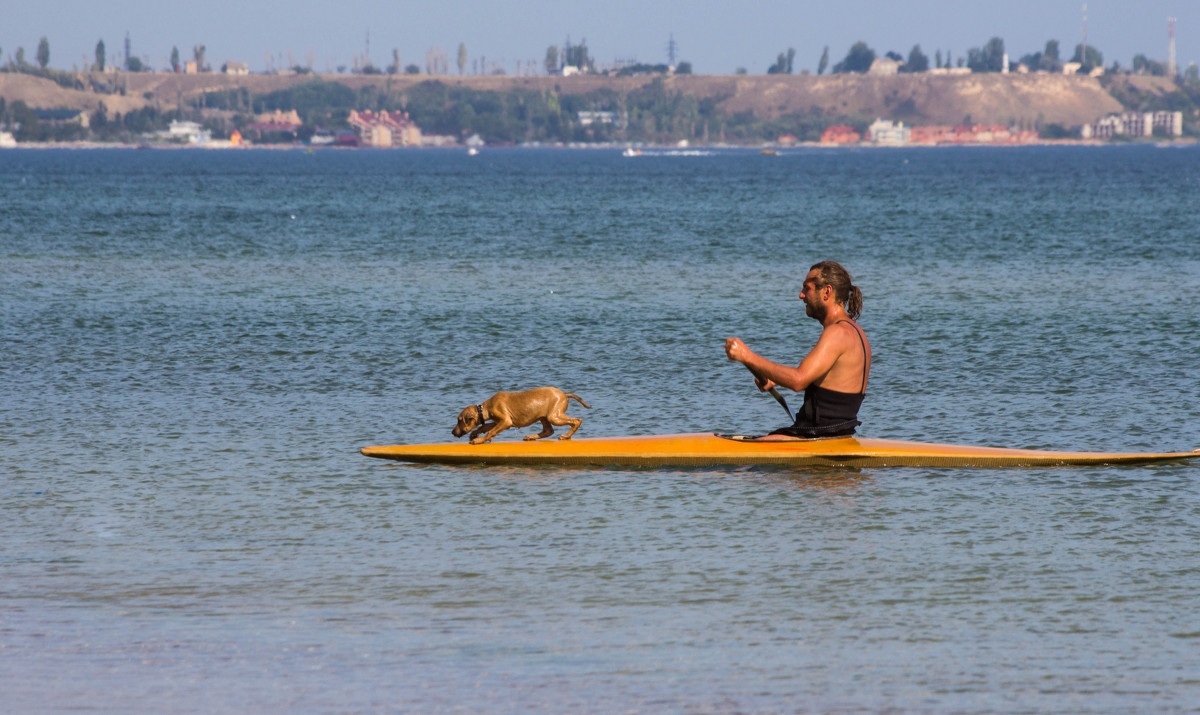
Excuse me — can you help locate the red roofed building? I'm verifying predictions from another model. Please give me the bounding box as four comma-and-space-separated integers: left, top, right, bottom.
911, 124, 1038, 145
347, 110, 423, 148
821, 125, 861, 144
244, 109, 304, 140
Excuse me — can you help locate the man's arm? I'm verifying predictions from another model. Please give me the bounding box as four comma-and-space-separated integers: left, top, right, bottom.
725, 329, 847, 392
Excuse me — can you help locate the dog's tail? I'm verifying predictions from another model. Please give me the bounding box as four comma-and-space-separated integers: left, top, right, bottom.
565, 393, 591, 409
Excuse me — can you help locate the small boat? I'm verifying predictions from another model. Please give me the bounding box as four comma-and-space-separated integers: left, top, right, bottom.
622, 147, 641, 157
760, 149, 778, 155
361, 432, 1199, 469
309, 130, 336, 146
468, 147, 479, 156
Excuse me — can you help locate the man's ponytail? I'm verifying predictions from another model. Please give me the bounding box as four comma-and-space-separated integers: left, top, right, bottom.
847, 284, 863, 320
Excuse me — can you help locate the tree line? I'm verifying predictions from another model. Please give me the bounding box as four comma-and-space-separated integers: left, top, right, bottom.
765, 37, 1196, 77
5, 33, 1194, 81
2, 35, 687, 79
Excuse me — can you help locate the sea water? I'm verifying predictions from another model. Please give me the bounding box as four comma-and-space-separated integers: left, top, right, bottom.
2, 145, 1199, 712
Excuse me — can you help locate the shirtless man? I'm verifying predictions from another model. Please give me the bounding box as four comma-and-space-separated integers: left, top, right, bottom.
725, 260, 871, 437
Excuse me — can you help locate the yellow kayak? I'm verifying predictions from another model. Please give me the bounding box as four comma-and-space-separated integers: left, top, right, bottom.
360, 433, 1199, 468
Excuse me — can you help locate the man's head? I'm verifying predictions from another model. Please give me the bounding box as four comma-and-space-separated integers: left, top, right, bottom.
801, 261, 862, 321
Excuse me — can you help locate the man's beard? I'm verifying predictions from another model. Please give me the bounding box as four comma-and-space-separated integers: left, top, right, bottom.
805, 297, 827, 321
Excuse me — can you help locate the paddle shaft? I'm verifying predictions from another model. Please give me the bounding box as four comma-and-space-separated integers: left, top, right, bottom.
767, 386, 794, 422
743, 363, 794, 422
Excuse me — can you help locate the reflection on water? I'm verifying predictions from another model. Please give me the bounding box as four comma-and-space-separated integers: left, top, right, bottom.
436, 462, 874, 494
774, 468, 873, 493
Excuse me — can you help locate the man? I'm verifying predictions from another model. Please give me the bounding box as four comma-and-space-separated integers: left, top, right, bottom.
725, 260, 870, 437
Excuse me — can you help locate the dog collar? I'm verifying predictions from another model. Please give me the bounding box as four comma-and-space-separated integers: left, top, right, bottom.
475, 404, 485, 422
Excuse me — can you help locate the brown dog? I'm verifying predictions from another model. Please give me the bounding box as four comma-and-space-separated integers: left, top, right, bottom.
452, 387, 590, 444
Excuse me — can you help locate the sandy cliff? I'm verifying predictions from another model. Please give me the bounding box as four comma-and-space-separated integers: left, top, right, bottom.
677, 73, 1124, 126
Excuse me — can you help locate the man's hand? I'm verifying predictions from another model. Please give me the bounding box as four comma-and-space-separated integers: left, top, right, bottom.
753, 375, 776, 393
724, 337, 748, 363
727, 338, 774, 392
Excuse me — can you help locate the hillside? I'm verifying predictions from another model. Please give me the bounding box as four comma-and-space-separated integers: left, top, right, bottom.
0, 69, 1161, 136
690, 73, 1123, 126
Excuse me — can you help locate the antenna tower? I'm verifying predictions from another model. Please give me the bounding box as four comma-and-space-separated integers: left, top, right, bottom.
667, 33, 678, 67
1168, 17, 1178, 76
1081, 4, 1088, 67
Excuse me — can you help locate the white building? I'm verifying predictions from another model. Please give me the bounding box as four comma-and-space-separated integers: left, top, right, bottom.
164, 120, 211, 144
1082, 111, 1183, 139
868, 118, 910, 144
1153, 110, 1184, 136
578, 111, 622, 127
868, 58, 901, 76
1082, 113, 1145, 139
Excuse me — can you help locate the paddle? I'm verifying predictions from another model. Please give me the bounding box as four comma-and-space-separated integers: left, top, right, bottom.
744, 363, 794, 422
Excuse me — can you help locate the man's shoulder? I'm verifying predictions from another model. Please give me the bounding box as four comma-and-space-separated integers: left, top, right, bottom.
822, 319, 866, 345
822, 319, 861, 335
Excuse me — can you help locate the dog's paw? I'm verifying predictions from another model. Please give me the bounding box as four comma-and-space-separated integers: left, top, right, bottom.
469, 437, 490, 445
523, 434, 539, 441
557, 435, 572, 440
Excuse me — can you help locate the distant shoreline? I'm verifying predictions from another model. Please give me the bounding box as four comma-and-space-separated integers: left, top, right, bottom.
2, 138, 1195, 151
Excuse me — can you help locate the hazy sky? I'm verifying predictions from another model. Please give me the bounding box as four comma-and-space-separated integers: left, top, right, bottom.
4, 1, 1196, 75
